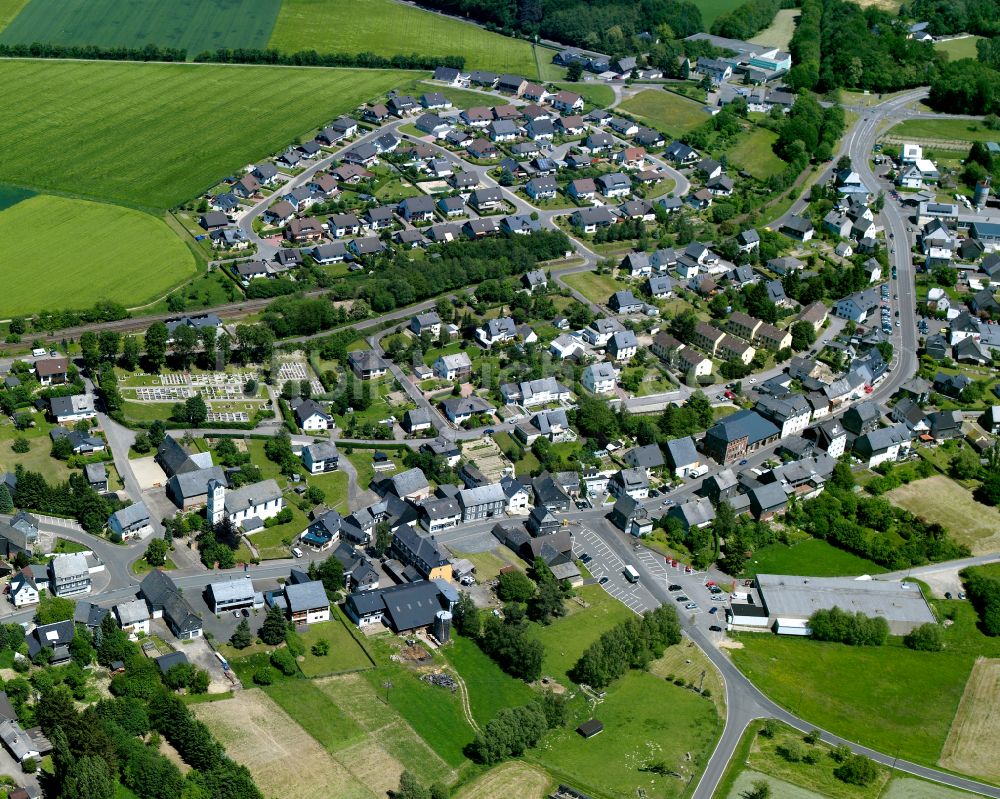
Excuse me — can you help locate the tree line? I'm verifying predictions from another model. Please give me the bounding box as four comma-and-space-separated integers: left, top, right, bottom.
961, 565, 1000, 635
903, 0, 1000, 36
193, 48, 465, 71
569, 605, 681, 689
808, 606, 889, 645
0, 42, 186, 61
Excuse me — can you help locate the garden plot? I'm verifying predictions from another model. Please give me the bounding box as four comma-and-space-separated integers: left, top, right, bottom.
460, 438, 513, 483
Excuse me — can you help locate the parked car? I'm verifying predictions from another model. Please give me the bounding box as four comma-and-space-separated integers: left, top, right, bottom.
709, 625, 723, 632
675, 595, 689, 602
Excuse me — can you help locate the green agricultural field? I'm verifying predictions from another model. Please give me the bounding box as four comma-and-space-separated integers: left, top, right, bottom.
0, 194, 195, 315
0, 0, 28, 32
269, 0, 538, 75
690, 0, 745, 28
726, 127, 787, 179
618, 89, 708, 139
730, 598, 1000, 767
0, 0, 282, 54
0, 184, 33, 211
935, 36, 984, 61
444, 635, 536, 726
0, 59, 409, 208
745, 538, 886, 578
530, 671, 721, 797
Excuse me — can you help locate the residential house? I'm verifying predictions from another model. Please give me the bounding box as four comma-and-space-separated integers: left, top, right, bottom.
34, 357, 68, 386
47, 553, 90, 597
581, 362, 618, 394
108, 502, 152, 542
440, 396, 495, 424
853, 423, 912, 467
393, 524, 452, 581
347, 350, 389, 380
434, 352, 473, 381
781, 215, 815, 242
665, 437, 701, 478
301, 441, 339, 475
703, 409, 781, 464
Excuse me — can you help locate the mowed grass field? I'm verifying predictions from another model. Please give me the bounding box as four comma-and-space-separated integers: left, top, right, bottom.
0, 194, 195, 315
744, 538, 886, 578
618, 89, 707, 138
0, 59, 409, 208
730, 597, 1000, 769
935, 36, 984, 61
749, 8, 800, 50
0, 0, 281, 54
454, 762, 552, 799
268, 0, 538, 75
0, 0, 28, 31
939, 657, 1000, 781
887, 118, 999, 146
887, 475, 1000, 554
726, 127, 786, 179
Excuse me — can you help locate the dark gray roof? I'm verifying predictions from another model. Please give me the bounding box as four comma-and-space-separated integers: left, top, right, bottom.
285, 580, 329, 612
706, 410, 780, 445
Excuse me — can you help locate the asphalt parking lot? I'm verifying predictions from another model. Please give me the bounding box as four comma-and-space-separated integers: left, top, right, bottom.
573, 525, 659, 614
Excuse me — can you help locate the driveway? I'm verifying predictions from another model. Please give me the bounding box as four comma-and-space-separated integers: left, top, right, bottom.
181, 634, 242, 692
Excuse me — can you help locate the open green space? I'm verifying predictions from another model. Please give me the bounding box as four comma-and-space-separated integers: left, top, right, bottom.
527, 584, 635, 682
0, 412, 76, 483
0, 0, 28, 31
0, 194, 196, 315
887, 117, 999, 146
247, 502, 309, 559
935, 36, 984, 61
744, 538, 886, 578
268, 0, 538, 75
295, 616, 373, 677
346, 447, 408, 493
729, 597, 1000, 767
264, 678, 366, 751
360, 636, 475, 768
0, 0, 282, 54
306, 469, 349, 514
726, 127, 787, 180
562, 270, 630, 306
619, 89, 708, 139
444, 635, 536, 726
0, 59, 409, 208
529, 670, 720, 797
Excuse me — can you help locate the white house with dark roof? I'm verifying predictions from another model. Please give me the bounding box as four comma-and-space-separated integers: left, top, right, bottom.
302, 441, 339, 474
108, 502, 152, 542
207, 479, 284, 528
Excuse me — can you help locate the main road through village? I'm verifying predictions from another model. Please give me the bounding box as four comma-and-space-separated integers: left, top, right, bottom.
12, 88, 1000, 797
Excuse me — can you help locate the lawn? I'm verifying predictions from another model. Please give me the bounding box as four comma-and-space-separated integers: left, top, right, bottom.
443, 635, 536, 726
296, 614, 374, 678
749, 8, 800, 50
0, 0, 282, 54
744, 538, 886, 578
527, 584, 635, 682
307, 469, 349, 514
0, 194, 195, 315
529, 671, 721, 797
0, 59, 409, 208
887, 475, 1000, 555
449, 547, 522, 582
247, 503, 310, 559
268, 0, 538, 75
346, 447, 408, 494
729, 598, 1000, 768
935, 36, 984, 61
887, 118, 999, 146
726, 127, 786, 180
0, 413, 75, 483
562, 270, 629, 305
618, 89, 708, 139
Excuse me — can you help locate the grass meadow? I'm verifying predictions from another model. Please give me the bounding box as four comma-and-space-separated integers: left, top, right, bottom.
443, 635, 536, 727
618, 89, 708, 139
0, 0, 282, 53
0, 194, 195, 315
888, 117, 999, 146
935, 35, 984, 61
887, 475, 1000, 554
0, 59, 409, 208
0, 0, 27, 31
744, 538, 886, 578
726, 127, 787, 179
730, 597, 1000, 768
749, 8, 800, 50
690, 0, 746, 28
268, 0, 538, 75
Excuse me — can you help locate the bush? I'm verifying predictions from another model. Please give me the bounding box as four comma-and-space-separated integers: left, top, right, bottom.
834, 754, 879, 786
253, 667, 274, 686
903, 622, 944, 651
11, 438, 28, 454
270, 647, 298, 676
311, 640, 330, 657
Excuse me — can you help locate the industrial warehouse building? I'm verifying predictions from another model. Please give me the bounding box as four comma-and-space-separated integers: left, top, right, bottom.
728, 573, 935, 636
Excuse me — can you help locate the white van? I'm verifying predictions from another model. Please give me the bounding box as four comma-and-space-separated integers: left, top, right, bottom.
291, 547, 303, 558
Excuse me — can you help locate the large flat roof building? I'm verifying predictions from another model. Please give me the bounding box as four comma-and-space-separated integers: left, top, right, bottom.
748, 573, 935, 635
